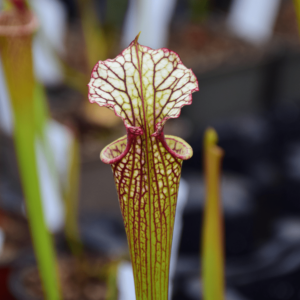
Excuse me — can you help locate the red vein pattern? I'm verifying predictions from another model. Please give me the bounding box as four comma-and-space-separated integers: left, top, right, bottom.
88, 35, 198, 300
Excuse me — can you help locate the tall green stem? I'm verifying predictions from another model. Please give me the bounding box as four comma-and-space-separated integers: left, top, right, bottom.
202, 128, 224, 300
0, 9, 61, 300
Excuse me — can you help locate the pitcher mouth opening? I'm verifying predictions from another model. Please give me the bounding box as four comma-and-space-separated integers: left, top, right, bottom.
100, 134, 193, 165
162, 135, 193, 160
100, 135, 129, 164
0, 10, 39, 37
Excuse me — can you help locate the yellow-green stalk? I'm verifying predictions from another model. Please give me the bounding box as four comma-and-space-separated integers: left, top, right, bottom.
0, 8, 61, 300
78, 0, 108, 70
64, 135, 83, 257
63, 0, 108, 94
105, 261, 119, 300
294, 0, 300, 34
202, 128, 225, 300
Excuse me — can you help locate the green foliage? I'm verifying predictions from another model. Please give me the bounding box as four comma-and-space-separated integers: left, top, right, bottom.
202, 128, 225, 300
188, 0, 210, 22
294, 0, 300, 34
64, 137, 83, 257
0, 7, 61, 300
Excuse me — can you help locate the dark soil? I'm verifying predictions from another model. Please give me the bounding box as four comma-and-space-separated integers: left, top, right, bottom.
22, 255, 116, 300
0, 212, 30, 265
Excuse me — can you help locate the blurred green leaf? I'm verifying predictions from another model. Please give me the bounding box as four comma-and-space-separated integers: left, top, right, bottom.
202, 127, 225, 300
64, 136, 83, 257
188, 0, 210, 22
0, 8, 61, 300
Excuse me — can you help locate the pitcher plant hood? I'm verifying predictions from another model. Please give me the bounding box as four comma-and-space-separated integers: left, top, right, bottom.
88, 34, 198, 163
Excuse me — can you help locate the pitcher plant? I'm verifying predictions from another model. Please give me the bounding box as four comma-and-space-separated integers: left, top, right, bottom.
88, 34, 199, 300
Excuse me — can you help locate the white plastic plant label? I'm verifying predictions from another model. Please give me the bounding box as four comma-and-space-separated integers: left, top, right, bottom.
0, 56, 13, 135
21, 120, 73, 233
117, 262, 136, 300
227, 0, 281, 45
35, 134, 65, 233
122, 0, 177, 49
0, 228, 5, 254
30, 0, 66, 86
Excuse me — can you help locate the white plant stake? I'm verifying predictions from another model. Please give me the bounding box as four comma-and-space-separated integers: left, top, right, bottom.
122, 0, 177, 49
0, 56, 13, 135
30, 0, 66, 86
227, 0, 281, 45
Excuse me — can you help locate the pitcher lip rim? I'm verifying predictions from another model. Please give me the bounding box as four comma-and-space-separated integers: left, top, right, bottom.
0, 10, 39, 37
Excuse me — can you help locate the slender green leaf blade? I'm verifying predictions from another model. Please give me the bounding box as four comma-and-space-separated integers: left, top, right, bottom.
0, 9, 61, 300
294, 0, 300, 34
202, 128, 225, 300
64, 135, 83, 257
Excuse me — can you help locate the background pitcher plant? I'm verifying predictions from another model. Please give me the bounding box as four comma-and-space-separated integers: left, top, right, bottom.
88, 34, 199, 300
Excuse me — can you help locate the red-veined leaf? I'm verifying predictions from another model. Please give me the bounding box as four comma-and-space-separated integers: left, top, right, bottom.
88, 34, 198, 300
88, 34, 198, 137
